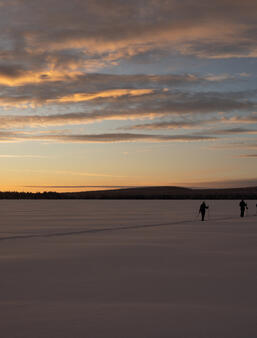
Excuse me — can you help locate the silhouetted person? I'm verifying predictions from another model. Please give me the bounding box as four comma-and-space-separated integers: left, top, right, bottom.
239, 200, 248, 217
199, 201, 209, 221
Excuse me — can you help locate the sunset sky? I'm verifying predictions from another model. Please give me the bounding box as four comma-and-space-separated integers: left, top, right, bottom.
0, 0, 256, 191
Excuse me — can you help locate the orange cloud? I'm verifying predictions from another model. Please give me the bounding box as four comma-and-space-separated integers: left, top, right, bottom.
0, 69, 82, 87
56, 89, 154, 103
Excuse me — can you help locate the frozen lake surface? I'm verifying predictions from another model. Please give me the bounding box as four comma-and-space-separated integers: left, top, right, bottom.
0, 200, 257, 337
1, 199, 256, 238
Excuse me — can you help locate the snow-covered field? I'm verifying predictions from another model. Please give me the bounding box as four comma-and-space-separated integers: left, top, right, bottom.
0, 200, 257, 338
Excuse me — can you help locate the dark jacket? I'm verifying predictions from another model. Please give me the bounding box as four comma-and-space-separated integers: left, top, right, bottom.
199, 202, 208, 213
239, 200, 248, 210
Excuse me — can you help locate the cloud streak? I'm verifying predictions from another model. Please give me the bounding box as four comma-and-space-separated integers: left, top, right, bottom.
0, 154, 46, 158
0, 131, 216, 143
122, 118, 219, 130
0, 72, 225, 106
0, 89, 256, 129
239, 154, 257, 158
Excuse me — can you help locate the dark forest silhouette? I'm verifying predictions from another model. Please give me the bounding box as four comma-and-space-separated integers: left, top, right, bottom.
0, 186, 256, 199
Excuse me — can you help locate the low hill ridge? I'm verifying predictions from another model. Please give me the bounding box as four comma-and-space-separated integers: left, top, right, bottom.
0, 186, 256, 199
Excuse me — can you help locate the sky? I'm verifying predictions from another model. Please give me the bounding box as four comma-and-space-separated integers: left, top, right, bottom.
0, 0, 257, 192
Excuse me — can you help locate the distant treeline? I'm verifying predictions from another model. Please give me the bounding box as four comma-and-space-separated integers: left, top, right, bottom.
0, 191, 61, 199
0, 186, 257, 199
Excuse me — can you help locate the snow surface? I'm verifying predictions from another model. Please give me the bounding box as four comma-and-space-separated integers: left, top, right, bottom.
0, 200, 257, 338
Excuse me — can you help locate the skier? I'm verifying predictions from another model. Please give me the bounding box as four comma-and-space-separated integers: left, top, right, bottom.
199, 201, 209, 221
239, 200, 248, 217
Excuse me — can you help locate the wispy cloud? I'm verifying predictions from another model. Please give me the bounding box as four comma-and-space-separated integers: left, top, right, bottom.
0, 130, 216, 143
210, 139, 257, 150
239, 154, 257, 158
0, 154, 46, 158
10, 168, 128, 178
0, 72, 227, 107
122, 118, 219, 130
0, 89, 256, 129
54, 89, 154, 103
195, 127, 257, 136
222, 114, 257, 124
24, 185, 135, 189
185, 178, 257, 188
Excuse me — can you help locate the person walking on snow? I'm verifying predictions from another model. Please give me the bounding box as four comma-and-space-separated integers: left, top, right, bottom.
239, 199, 248, 217
199, 201, 209, 221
